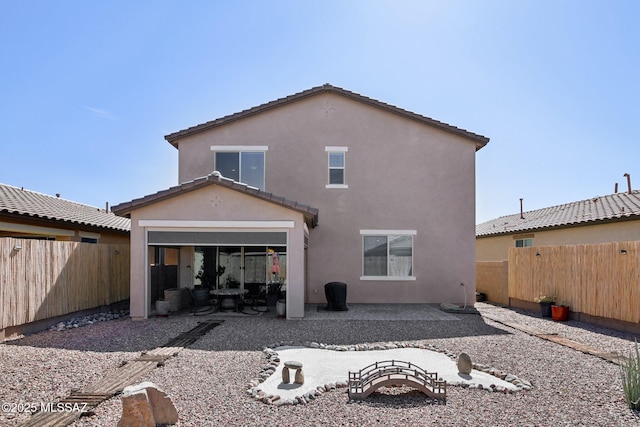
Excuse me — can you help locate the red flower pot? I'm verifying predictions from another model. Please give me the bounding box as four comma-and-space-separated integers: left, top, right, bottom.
551, 305, 569, 321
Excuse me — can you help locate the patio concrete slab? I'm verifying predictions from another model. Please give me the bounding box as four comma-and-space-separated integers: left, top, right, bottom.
303, 304, 461, 321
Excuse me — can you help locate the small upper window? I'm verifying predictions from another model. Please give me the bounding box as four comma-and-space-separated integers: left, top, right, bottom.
325, 146, 348, 188
79, 232, 100, 244
515, 238, 533, 247
329, 152, 344, 184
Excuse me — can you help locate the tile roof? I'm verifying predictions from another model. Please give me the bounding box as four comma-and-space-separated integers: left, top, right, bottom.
111, 172, 319, 228
164, 83, 490, 150
0, 183, 131, 232
476, 190, 640, 237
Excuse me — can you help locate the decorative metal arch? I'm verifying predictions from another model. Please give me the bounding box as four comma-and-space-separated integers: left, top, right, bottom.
348, 360, 447, 400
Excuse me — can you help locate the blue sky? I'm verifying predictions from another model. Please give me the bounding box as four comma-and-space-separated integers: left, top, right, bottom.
2, 0, 638, 223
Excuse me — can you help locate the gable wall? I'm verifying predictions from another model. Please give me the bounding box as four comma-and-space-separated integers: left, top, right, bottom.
127, 185, 307, 318
174, 93, 480, 304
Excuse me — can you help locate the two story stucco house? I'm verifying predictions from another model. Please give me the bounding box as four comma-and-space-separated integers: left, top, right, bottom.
112, 84, 489, 319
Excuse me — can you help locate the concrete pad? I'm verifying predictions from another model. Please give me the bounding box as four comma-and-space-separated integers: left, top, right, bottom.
303, 304, 461, 321
257, 346, 518, 400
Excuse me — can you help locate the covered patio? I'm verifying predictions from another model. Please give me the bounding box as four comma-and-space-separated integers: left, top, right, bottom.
112, 172, 318, 320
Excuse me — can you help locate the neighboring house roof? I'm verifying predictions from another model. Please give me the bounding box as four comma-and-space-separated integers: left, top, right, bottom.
111, 172, 319, 228
0, 183, 131, 232
164, 83, 490, 150
476, 190, 640, 237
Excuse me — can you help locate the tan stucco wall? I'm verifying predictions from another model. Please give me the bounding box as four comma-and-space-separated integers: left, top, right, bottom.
0, 217, 129, 244
127, 185, 307, 319
476, 219, 640, 262
174, 93, 480, 305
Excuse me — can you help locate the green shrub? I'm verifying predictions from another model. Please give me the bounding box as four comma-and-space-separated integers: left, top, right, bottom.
620, 339, 640, 410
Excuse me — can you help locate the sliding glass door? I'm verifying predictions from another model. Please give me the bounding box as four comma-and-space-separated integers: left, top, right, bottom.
194, 246, 287, 290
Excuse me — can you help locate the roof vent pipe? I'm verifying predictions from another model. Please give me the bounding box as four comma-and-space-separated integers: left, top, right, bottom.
519, 198, 524, 219
624, 173, 632, 194
615, 182, 619, 193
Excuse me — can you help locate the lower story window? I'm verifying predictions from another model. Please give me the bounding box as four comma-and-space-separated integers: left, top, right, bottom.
361, 230, 415, 280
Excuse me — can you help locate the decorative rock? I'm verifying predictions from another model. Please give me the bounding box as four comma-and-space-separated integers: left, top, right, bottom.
457, 352, 473, 375
50, 310, 128, 332
283, 360, 303, 384
118, 382, 178, 427
269, 395, 281, 404
284, 360, 302, 370
118, 390, 155, 427
504, 374, 518, 382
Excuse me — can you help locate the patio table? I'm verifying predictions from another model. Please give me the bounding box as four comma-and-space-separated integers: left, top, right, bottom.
211, 288, 249, 312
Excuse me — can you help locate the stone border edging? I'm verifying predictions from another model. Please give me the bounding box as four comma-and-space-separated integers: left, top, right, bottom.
247, 341, 532, 406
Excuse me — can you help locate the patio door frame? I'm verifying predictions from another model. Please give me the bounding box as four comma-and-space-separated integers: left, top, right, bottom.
140, 220, 293, 318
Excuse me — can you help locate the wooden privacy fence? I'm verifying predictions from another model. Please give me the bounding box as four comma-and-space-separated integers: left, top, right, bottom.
508, 241, 639, 324
0, 238, 130, 330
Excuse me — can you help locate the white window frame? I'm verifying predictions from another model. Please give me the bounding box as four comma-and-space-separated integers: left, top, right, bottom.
211, 146, 268, 190
325, 146, 348, 188
360, 229, 416, 281
515, 238, 533, 247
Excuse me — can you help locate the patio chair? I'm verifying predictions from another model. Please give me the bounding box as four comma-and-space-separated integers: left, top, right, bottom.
243, 282, 269, 313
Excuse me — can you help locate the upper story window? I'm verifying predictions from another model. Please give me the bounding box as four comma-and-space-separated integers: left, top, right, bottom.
325, 146, 348, 188
360, 230, 416, 280
211, 146, 268, 190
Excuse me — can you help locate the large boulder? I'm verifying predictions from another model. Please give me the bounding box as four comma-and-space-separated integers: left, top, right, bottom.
118, 382, 178, 427
457, 352, 473, 375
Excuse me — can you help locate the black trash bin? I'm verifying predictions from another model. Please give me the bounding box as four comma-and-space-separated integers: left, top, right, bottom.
324, 282, 348, 311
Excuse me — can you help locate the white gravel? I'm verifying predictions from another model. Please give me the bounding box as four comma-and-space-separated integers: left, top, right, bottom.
1, 303, 639, 426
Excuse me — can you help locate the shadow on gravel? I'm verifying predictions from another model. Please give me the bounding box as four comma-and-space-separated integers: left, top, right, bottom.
484, 303, 640, 344
3, 315, 204, 353
4, 307, 511, 354
346, 388, 446, 408
187, 313, 512, 352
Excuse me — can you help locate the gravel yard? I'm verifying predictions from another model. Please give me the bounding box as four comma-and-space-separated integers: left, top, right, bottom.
1, 303, 639, 426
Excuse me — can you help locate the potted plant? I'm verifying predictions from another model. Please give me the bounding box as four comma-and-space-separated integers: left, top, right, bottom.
534, 294, 556, 318
275, 282, 287, 317
193, 264, 215, 306
266, 281, 284, 307
551, 302, 570, 321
